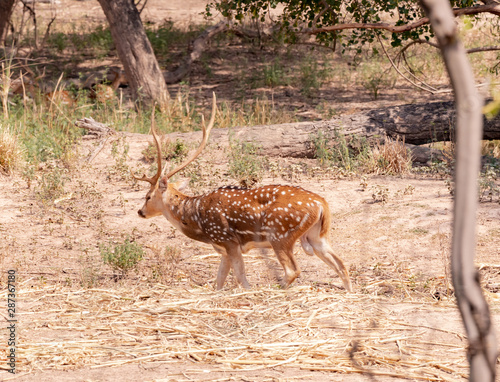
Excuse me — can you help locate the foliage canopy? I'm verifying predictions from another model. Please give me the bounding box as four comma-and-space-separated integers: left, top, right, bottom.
207, 0, 483, 49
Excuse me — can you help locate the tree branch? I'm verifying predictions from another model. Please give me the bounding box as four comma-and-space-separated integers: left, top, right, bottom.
305, 3, 500, 35
164, 21, 229, 84
377, 34, 442, 94
401, 38, 500, 54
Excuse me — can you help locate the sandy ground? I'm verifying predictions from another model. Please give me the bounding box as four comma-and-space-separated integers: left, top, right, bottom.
1, 1, 500, 381
0, 130, 499, 381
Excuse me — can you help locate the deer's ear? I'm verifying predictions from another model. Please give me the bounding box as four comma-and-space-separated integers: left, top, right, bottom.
171, 178, 189, 192
158, 176, 168, 192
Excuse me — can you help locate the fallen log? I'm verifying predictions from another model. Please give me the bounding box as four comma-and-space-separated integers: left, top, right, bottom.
80, 100, 498, 164
160, 100, 499, 162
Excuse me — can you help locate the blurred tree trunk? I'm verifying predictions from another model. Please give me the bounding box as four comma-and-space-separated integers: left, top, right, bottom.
0, 0, 16, 45
97, 0, 169, 107
419, 0, 497, 381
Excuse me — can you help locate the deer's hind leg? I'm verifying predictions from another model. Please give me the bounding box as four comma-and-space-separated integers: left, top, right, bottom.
271, 241, 301, 288
301, 224, 353, 292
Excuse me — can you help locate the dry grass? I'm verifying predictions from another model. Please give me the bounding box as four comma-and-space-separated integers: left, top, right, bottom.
372, 136, 413, 175
0, 124, 25, 174
8, 276, 470, 381
482, 140, 500, 158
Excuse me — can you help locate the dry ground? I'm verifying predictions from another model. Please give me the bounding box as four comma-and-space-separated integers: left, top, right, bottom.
1, 131, 500, 381
1, 1, 500, 381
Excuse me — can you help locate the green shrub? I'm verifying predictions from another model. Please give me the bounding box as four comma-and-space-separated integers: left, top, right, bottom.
35, 168, 68, 204
141, 138, 187, 164
100, 236, 144, 277
228, 139, 267, 187
312, 130, 371, 172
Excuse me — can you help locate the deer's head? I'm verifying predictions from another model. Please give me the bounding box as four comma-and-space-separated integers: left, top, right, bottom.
132, 94, 216, 219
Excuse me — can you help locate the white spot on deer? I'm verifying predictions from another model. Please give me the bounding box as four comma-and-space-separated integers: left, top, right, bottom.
297, 201, 302, 205
299, 213, 310, 228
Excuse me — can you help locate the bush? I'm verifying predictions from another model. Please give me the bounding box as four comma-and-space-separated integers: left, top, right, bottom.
228, 139, 266, 188
0, 125, 25, 174
141, 138, 187, 164
312, 130, 371, 172
372, 136, 413, 175
100, 236, 144, 278
35, 168, 68, 204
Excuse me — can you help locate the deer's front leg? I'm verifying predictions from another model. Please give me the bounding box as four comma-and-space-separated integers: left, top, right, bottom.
215, 252, 231, 290
213, 243, 250, 289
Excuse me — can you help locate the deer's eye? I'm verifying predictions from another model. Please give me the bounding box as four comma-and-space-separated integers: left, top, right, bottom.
146, 196, 151, 201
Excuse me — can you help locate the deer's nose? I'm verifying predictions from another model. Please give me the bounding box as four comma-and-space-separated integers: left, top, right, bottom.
138, 210, 145, 218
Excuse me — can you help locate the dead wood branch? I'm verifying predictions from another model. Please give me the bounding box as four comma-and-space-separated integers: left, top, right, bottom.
75, 117, 116, 138
75, 117, 117, 163
164, 21, 229, 84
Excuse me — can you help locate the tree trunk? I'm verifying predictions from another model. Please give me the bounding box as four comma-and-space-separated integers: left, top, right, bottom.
420, 0, 497, 381
0, 0, 16, 45
97, 0, 169, 107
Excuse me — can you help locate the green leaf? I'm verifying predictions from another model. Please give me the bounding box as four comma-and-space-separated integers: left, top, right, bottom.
483, 99, 500, 120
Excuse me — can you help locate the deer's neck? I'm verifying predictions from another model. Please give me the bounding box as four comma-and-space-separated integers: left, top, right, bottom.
163, 190, 209, 242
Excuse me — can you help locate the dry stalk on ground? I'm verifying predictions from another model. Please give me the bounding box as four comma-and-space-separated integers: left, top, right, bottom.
372, 136, 413, 174
8, 280, 470, 381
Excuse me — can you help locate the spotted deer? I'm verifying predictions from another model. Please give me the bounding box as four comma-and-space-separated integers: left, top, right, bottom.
132, 94, 352, 292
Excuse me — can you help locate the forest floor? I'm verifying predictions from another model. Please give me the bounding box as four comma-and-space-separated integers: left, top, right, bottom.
1, 1, 500, 381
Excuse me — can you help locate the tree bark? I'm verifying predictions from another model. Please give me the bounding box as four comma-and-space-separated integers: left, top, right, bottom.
420, 0, 497, 381
97, 0, 169, 107
0, 0, 16, 45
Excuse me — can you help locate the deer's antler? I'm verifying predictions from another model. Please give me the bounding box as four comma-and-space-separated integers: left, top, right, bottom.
131, 107, 163, 185
164, 92, 216, 179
